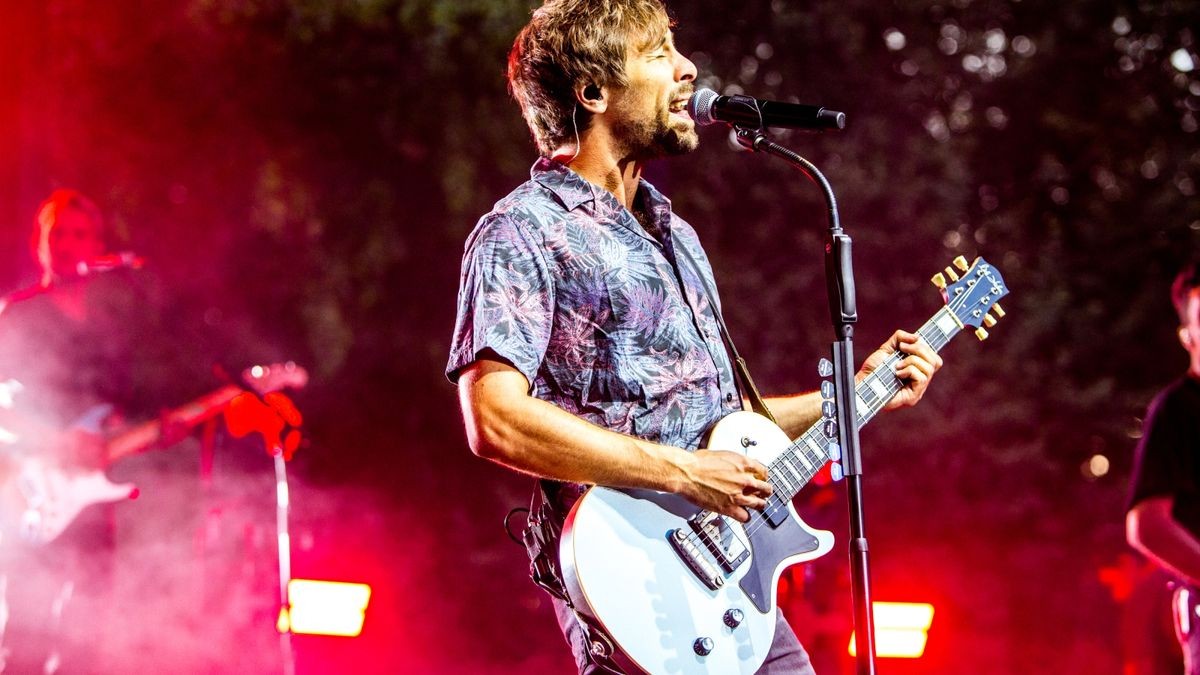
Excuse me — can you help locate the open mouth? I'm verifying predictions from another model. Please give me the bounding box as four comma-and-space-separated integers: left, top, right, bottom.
668, 98, 689, 115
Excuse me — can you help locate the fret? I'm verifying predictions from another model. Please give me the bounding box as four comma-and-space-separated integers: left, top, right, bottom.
803, 435, 824, 461
771, 460, 796, 493
867, 377, 890, 401
791, 445, 813, 472
781, 456, 805, 485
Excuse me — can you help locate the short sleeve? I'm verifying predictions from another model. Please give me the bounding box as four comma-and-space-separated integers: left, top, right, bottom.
446, 213, 555, 388
1128, 388, 1195, 510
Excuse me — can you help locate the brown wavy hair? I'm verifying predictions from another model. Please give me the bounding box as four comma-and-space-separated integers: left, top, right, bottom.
507, 0, 672, 156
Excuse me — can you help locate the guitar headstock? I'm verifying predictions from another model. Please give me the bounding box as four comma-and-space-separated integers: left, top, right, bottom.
241, 362, 309, 395
932, 256, 1009, 340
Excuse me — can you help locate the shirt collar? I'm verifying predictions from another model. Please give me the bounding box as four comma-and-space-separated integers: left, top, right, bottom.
530, 157, 676, 241
531, 157, 598, 212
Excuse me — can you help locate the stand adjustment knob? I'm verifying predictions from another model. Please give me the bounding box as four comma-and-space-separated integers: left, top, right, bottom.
693, 637, 714, 656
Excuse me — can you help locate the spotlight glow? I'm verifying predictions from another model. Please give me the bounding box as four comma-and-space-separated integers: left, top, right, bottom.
280, 579, 372, 637
848, 602, 935, 658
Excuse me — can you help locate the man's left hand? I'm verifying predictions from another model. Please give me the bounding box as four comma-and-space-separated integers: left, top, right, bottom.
858, 330, 943, 411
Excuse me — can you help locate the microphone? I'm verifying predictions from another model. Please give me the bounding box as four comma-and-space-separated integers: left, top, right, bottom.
76, 251, 145, 276
688, 88, 846, 131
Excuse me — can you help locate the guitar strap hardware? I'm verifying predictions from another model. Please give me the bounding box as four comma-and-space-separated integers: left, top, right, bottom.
521, 481, 627, 674
522, 480, 570, 604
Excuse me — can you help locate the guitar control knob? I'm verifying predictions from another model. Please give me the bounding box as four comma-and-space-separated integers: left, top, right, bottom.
723, 609, 745, 628
693, 637, 714, 656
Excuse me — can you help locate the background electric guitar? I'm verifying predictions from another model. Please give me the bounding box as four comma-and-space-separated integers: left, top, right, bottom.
0, 361, 307, 546
558, 257, 1009, 674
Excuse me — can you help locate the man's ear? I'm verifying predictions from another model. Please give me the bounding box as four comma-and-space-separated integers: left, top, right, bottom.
576, 82, 607, 114
1180, 326, 1192, 348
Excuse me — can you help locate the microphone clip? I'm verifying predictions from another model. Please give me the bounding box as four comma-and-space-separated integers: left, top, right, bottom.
723, 94, 767, 133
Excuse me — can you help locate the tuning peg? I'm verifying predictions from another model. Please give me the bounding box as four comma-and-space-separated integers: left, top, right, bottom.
992, 303, 1006, 318
953, 255, 969, 271
975, 327, 989, 341
931, 272, 947, 289
984, 314, 997, 328
944, 266, 960, 282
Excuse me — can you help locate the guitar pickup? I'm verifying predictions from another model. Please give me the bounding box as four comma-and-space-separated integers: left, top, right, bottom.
666, 512, 753, 590
688, 511, 750, 573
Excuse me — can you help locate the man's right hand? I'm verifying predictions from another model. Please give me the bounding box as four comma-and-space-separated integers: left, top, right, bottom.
676, 449, 773, 523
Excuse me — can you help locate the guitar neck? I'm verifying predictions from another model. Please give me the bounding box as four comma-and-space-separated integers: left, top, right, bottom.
104, 384, 245, 464
767, 306, 964, 502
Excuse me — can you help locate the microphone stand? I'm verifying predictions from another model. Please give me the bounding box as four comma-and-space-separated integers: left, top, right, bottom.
732, 126, 877, 675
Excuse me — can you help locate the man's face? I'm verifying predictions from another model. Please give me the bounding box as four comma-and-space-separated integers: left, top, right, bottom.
606, 29, 699, 160
1181, 289, 1200, 373
41, 207, 104, 279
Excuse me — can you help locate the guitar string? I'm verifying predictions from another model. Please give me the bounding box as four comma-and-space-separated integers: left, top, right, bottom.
689, 271, 993, 549
738, 291, 969, 537
676, 270, 996, 558
694, 318, 942, 544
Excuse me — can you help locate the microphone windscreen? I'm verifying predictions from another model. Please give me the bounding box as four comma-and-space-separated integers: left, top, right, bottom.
688, 88, 720, 126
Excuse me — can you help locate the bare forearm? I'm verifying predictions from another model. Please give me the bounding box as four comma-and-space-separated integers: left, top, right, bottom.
459, 366, 692, 493
763, 392, 822, 438
459, 359, 780, 521
1128, 499, 1200, 585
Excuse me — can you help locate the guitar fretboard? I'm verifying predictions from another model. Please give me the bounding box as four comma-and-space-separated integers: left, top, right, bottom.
765, 306, 963, 501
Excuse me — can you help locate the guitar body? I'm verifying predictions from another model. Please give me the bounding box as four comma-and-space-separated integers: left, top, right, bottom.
6, 457, 137, 545
560, 411, 834, 675
0, 362, 307, 546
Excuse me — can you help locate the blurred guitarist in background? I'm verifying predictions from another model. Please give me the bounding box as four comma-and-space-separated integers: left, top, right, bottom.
1128, 260, 1200, 675
447, 1, 943, 672
0, 188, 192, 673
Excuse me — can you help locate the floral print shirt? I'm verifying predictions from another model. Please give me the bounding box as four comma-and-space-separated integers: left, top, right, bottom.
448, 158, 741, 459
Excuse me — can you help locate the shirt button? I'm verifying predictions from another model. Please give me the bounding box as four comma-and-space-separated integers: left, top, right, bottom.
726, 393, 734, 403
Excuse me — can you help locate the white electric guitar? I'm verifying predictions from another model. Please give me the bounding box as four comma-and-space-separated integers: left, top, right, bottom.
558, 257, 1008, 674
0, 362, 307, 546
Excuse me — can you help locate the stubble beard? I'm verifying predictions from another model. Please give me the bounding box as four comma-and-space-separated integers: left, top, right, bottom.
617, 108, 699, 161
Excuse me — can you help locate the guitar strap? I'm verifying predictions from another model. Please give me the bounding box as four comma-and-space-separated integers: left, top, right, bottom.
705, 297, 777, 424
673, 243, 777, 424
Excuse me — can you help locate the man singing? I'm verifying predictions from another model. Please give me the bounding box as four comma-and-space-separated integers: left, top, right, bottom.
448, 1, 943, 672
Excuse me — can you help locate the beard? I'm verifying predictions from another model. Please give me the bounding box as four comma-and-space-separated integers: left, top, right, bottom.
615, 106, 699, 161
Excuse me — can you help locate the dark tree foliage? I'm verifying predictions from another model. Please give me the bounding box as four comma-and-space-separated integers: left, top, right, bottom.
1, 0, 1198, 672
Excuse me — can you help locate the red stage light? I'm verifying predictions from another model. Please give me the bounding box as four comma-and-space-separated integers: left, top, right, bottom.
278, 579, 372, 637
848, 601, 935, 658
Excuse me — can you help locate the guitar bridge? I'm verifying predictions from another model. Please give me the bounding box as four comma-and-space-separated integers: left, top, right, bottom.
667, 512, 751, 590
